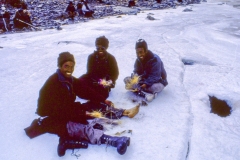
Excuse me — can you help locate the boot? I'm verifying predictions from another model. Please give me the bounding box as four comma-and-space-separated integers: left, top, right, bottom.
57, 137, 88, 157
101, 134, 130, 155
145, 92, 155, 102
135, 90, 155, 102
24, 118, 47, 139
123, 104, 140, 118
135, 90, 145, 98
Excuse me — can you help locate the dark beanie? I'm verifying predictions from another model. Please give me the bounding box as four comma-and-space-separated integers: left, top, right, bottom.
135, 39, 148, 52
57, 52, 75, 67
95, 36, 109, 48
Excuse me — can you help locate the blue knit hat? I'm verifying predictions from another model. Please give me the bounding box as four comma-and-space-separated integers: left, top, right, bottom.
135, 39, 148, 52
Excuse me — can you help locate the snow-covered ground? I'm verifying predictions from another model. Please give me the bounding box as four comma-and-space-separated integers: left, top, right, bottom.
1, 0, 240, 160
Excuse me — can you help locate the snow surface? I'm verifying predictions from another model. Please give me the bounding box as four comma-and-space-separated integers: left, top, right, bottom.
1, 0, 240, 160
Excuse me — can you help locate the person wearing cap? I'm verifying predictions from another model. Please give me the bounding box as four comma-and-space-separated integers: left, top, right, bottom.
77, 0, 94, 17
13, 8, 32, 29
124, 39, 168, 103
79, 36, 119, 101
0, 10, 11, 31
24, 52, 140, 156
65, 1, 77, 20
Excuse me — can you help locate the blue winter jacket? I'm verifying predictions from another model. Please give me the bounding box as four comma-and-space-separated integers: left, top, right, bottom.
133, 50, 168, 87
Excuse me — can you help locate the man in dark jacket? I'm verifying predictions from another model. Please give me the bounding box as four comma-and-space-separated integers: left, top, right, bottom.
79, 36, 119, 100
65, 1, 77, 20
25, 52, 139, 157
13, 9, 32, 29
124, 39, 168, 102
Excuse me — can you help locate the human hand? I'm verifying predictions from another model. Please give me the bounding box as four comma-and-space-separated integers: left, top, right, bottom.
140, 84, 147, 89
98, 79, 113, 88
104, 100, 114, 107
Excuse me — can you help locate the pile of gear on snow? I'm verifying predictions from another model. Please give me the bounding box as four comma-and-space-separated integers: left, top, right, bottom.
0, 0, 203, 33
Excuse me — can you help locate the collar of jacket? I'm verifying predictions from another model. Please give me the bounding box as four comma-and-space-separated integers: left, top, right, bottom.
56, 69, 73, 84
94, 50, 109, 60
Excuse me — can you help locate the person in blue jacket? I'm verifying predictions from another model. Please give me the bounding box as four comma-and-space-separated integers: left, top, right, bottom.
124, 39, 168, 102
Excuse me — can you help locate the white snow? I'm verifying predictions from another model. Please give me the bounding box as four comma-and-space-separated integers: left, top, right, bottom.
1, 0, 240, 160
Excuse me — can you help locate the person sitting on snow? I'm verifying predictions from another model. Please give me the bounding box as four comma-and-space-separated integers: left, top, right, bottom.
0, 10, 11, 31
124, 39, 168, 103
77, 0, 94, 18
65, 1, 77, 20
79, 36, 119, 101
13, 9, 32, 29
24, 52, 139, 157
128, 0, 135, 7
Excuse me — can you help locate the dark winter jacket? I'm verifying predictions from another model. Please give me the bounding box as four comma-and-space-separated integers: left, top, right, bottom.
134, 50, 168, 87
13, 10, 31, 29
25, 69, 108, 139
65, 5, 76, 12
37, 69, 89, 124
84, 51, 119, 86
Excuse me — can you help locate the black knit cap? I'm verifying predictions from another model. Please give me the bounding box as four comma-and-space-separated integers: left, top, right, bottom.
57, 52, 75, 67
135, 39, 148, 52
95, 36, 109, 48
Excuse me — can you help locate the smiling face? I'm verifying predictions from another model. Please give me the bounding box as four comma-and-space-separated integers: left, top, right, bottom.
96, 45, 107, 57
136, 48, 147, 61
59, 61, 75, 78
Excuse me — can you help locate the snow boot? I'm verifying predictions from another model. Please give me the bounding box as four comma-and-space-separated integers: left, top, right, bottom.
57, 137, 88, 157
24, 118, 47, 139
145, 92, 155, 102
135, 90, 155, 102
100, 134, 130, 155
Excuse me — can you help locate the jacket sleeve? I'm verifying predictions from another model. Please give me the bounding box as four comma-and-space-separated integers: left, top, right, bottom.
141, 58, 167, 87
109, 56, 119, 84
74, 78, 106, 102
86, 54, 94, 76
160, 62, 168, 86
37, 77, 86, 121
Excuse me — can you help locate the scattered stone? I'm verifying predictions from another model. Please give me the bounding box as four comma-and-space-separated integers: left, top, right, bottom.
57, 40, 81, 45
183, 8, 193, 12
0, 0, 201, 34
128, 10, 138, 15
218, 3, 225, 5
182, 59, 195, 65
56, 25, 62, 30
146, 15, 156, 20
